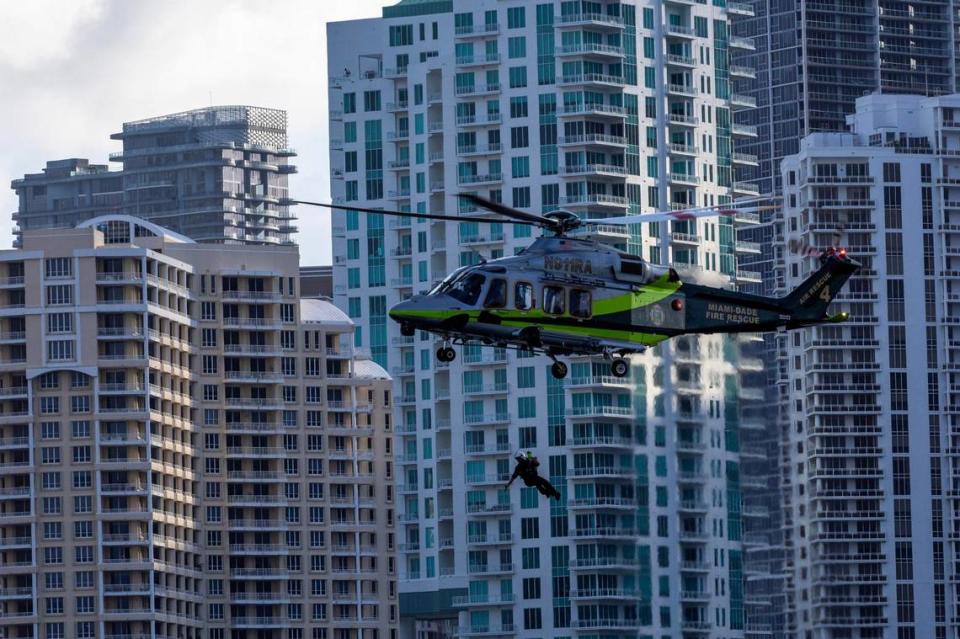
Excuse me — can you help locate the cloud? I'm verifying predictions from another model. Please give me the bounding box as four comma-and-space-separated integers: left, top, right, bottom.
0, 0, 385, 265
0, 0, 105, 71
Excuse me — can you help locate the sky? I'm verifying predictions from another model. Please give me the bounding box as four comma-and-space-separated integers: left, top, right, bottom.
0, 0, 391, 265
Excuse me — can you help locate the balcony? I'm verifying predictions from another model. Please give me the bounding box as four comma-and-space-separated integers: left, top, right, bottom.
558, 133, 627, 147
459, 233, 505, 246
466, 562, 514, 575
466, 503, 512, 517
730, 94, 758, 109
560, 163, 627, 178
668, 83, 698, 97
666, 24, 696, 38
570, 466, 635, 479
555, 13, 625, 29
730, 64, 757, 79
456, 113, 501, 127
463, 382, 510, 395
727, 1, 755, 15
467, 533, 514, 546
457, 143, 502, 156
467, 473, 511, 487
568, 375, 631, 388
463, 351, 507, 365
733, 152, 760, 166
567, 496, 637, 510
454, 22, 499, 38
559, 103, 626, 118
456, 53, 500, 67
453, 593, 515, 607
465, 441, 512, 455
729, 35, 756, 50
569, 435, 633, 449
454, 83, 501, 97
569, 405, 633, 419
556, 43, 625, 58
571, 589, 642, 602
559, 193, 629, 208
456, 625, 515, 638
670, 173, 700, 186
457, 173, 503, 186
557, 73, 626, 87
667, 53, 697, 67
463, 412, 512, 426
677, 471, 708, 483
575, 618, 643, 630
669, 113, 700, 127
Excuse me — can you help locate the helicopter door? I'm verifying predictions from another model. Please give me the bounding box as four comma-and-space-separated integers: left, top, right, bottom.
484, 278, 507, 308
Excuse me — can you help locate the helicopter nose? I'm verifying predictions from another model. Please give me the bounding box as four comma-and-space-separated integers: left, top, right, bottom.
388, 295, 425, 323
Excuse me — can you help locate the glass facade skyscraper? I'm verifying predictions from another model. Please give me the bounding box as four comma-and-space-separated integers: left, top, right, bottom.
328, 1, 768, 637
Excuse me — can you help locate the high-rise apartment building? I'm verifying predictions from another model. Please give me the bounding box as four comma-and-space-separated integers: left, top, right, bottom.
0, 215, 397, 639
327, 1, 768, 637
730, 0, 960, 196
11, 106, 298, 246
724, 8, 960, 633
778, 93, 960, 637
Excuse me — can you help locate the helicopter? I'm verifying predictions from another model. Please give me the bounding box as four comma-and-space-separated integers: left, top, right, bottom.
296, 194, 858, 379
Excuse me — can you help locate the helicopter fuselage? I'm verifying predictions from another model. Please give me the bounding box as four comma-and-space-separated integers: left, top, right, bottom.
388, 236, 858, 366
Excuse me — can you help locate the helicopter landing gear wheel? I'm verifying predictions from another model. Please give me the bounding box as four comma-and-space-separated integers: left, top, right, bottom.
436, 346, 456, 363
400, 322, 415, 337
550, 361, 568, 379
610, 358, 629, 378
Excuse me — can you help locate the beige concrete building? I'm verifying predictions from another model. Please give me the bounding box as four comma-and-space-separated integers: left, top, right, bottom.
0, 216, 397, 639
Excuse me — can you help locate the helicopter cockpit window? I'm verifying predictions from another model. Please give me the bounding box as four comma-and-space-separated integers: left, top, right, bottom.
543, 285, 565, 315
484, 278, 507, 308
515, 282, 534, 310
431, 266, 468, 295
447, 272, 486, 306
570, 290, 592, 319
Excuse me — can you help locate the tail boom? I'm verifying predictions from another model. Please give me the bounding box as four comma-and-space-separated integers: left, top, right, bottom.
679, 251, 859, 333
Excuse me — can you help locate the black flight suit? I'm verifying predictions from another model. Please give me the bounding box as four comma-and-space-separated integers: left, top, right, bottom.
507, 455, 561, 500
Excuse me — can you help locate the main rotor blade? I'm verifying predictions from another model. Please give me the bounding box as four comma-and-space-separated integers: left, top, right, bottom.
290, 199, 537, 227
457, 193, 558, 230
586, 198, 777, 226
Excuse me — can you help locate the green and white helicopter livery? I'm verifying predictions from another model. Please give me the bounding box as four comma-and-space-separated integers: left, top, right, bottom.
300, 194, 858, 379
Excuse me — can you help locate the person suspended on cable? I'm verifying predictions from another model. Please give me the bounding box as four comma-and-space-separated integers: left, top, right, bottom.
506, 451, 561, 500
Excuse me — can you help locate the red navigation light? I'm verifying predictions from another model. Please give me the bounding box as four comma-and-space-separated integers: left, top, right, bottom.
671, 299, 684, 312
838, 247, 847, 258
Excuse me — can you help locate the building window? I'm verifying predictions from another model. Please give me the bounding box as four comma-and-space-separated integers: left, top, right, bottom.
202, 356, 218, 374
47, 313, 73, 334
70, 396, 89, 413
46, 284, 73, 306
47, 340, 74, 361
201, 301, 216, 320
45, 258, 72, 278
